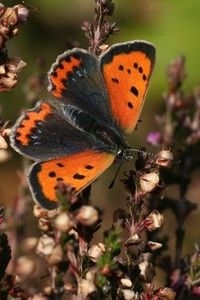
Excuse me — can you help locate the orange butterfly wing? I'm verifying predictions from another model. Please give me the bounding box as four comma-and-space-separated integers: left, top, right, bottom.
29, 150, 115, 209
100, 41, 156, 134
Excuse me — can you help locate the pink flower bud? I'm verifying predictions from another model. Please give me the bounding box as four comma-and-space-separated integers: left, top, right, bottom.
0, 149, 10, 162
139, 172, 159, 193
14, 4, 29, 22
138, 254, 154, 281
120, 277, 133, 288
147, 241, 163, 251
54, 212, 74, 232
33, 204, 49, 218
122, 289, 136, 300
79, 278, 96, 298
8, 58, 26, 72
2, 128, 12, 137
31, 295, 48, 300
88, 243, 105, 262
155, 150, 174, 168
36, 235, 55, 256
0, 65, 5, 74
46, 245, 63, 265
145, 210, 164, 231
38, 217, 51, 232
0, 135, 8, 149
16, 256, 35, 280
22, 237, 38, 251
158, 287, 176, 299
75, 205, 99, 226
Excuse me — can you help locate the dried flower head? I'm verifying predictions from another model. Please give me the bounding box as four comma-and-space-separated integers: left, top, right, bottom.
0, 57, 26, 92
0, 3, 29, 49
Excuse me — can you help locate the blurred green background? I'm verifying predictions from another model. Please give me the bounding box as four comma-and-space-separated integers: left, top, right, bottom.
0, 0, 200, 256
2, 0, 200, 119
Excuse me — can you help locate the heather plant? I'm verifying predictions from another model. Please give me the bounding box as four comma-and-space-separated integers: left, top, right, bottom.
0, 1, 200, 300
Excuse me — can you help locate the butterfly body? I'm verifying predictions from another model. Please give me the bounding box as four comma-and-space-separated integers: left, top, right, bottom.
10, 40, 156, 209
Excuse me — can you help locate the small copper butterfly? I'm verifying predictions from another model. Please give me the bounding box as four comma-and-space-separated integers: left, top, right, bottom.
10, 41, 156, 209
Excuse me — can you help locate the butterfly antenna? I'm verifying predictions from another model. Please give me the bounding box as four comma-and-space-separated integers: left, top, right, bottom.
109, 160, 123, 189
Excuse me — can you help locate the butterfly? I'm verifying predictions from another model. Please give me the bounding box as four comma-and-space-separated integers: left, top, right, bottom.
10, 40, 156, 210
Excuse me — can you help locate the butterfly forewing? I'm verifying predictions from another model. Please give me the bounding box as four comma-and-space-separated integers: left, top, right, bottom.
100, 41, 156, 134
10, 101, 110, 161
48, 49, 114, 124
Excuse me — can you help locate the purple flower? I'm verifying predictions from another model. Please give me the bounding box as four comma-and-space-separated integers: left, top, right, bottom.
147, 131, 162, 146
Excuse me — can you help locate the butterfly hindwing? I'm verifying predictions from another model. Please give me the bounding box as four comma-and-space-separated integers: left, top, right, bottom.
100, 41, 156, 134
29, 151, 115, 209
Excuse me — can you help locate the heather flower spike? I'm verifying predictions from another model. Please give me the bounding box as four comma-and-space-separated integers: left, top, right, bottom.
82, 0, 118, 54
0, 3, 29, 92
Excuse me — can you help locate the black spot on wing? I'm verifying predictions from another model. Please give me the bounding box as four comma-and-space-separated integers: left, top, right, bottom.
130, 86, 139, 97
118, 65, 124, 71
49, 171, 56, 178
111, 78, 119, 83
52, 70, 58, 78
138, 66, 143, 73
72, 53, 80, 60
142, 74, 147, 81
56, 177, 64, 181
85, 165, 94, 170
65, 56, 71, 63
127, 102, 133, 109
58, 62, 64, 70
73, 173, 86, 180
57, 162, 64, 167
16, 132, 21, 138
24, 115, 30, 121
